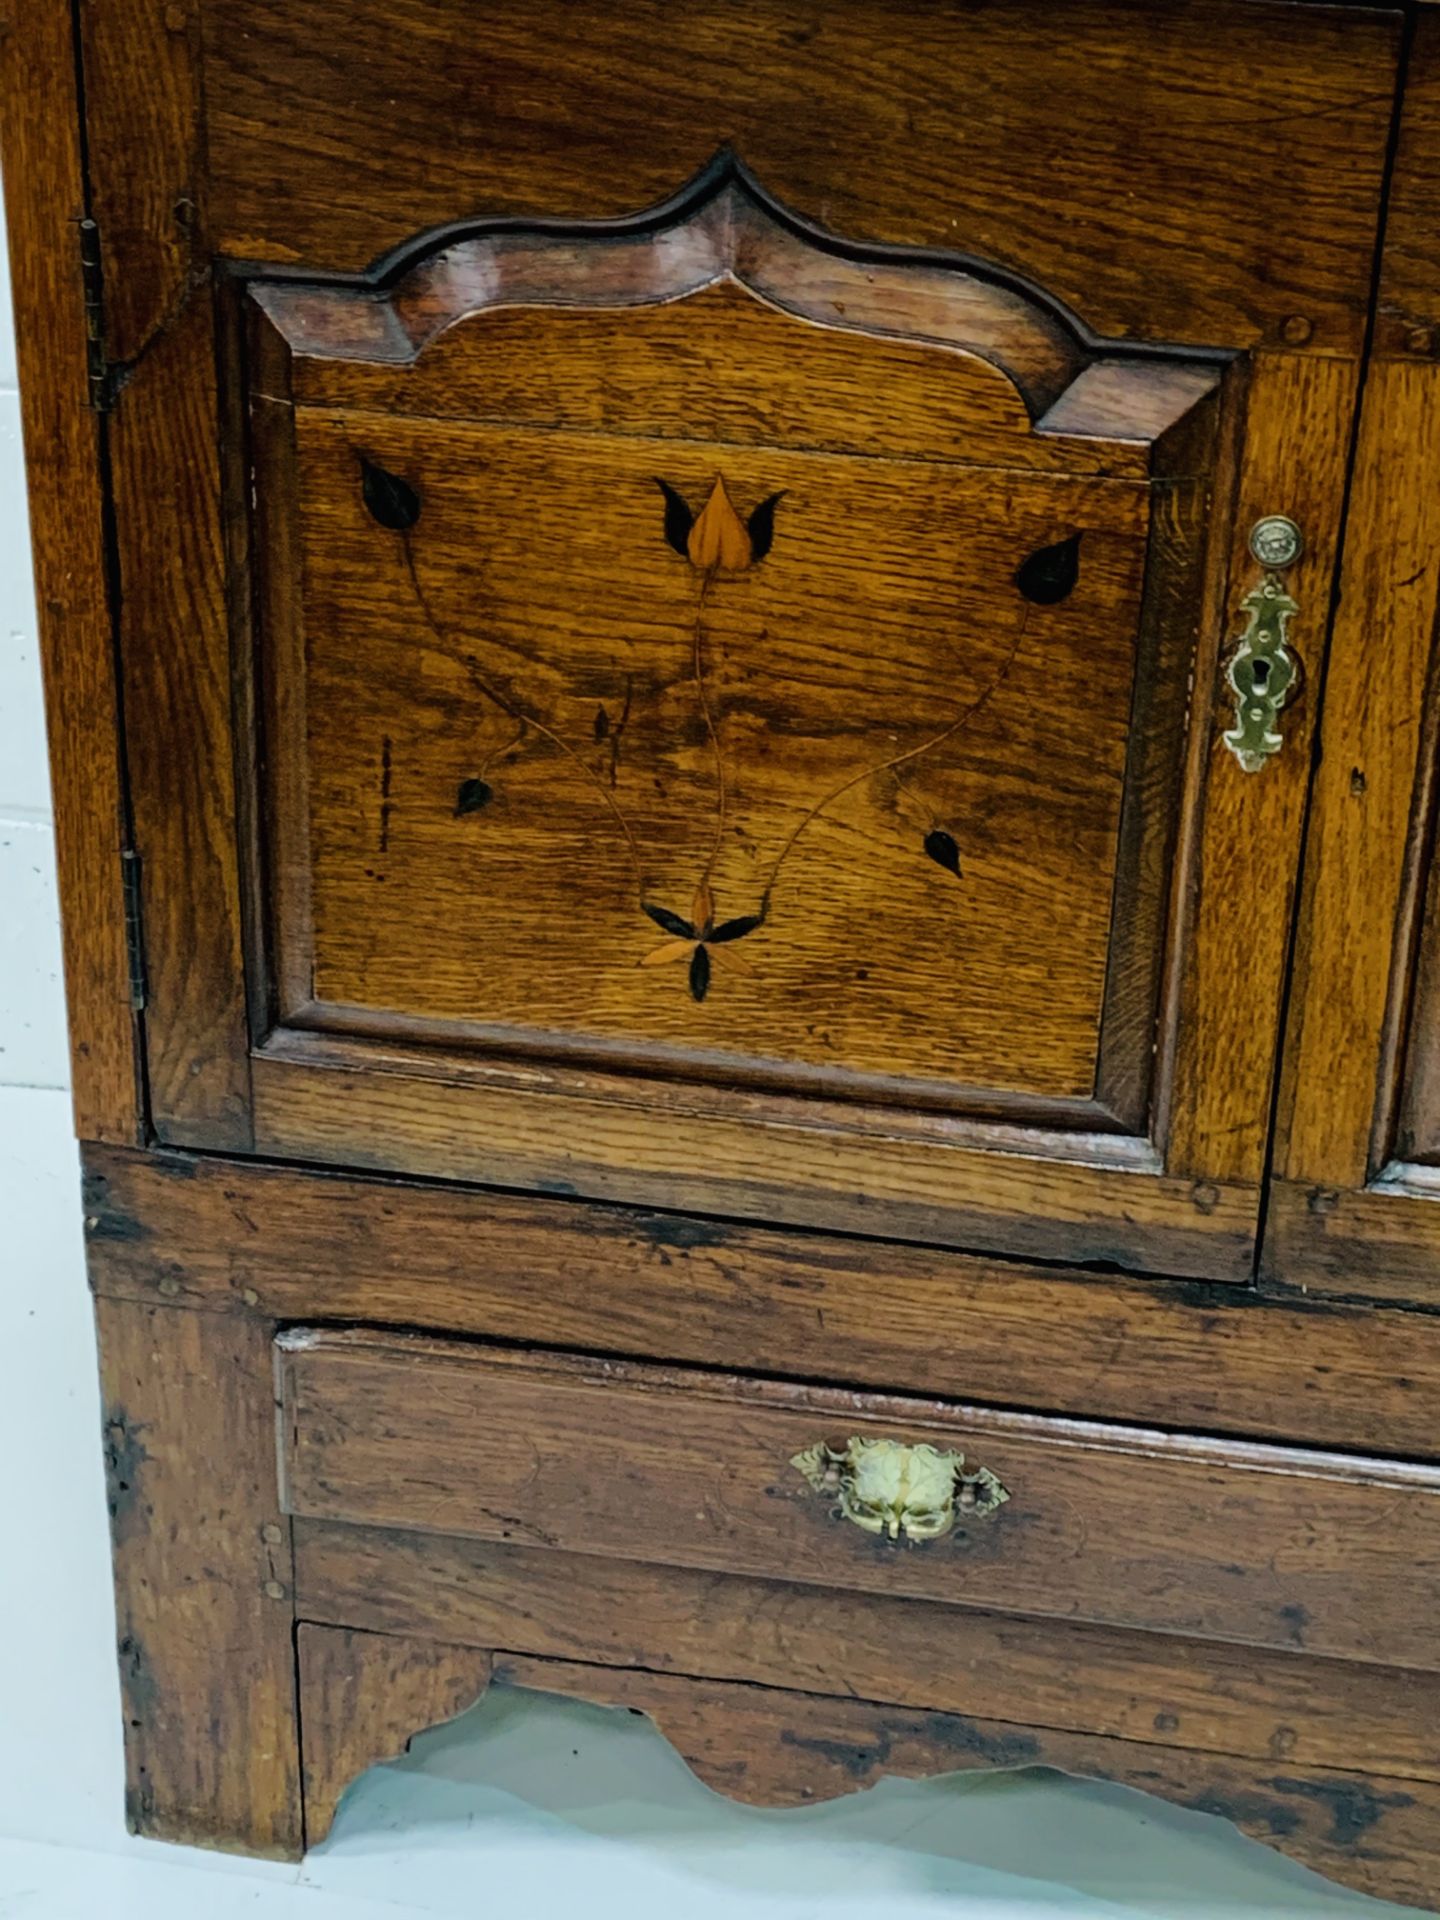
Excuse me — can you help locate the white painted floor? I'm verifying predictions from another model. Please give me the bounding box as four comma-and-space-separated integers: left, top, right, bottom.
0, 184, 1430, 1920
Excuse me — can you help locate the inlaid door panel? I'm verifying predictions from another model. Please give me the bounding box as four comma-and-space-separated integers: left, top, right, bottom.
283, 415, 1149, 1115
222, 162, 1325, 1281
66, 0, 1394, 1278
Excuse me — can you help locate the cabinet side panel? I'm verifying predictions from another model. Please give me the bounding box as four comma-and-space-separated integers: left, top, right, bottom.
0, 4, 140, 1141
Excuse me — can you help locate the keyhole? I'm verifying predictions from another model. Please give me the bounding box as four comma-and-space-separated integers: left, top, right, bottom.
1251, 658, 1271, 692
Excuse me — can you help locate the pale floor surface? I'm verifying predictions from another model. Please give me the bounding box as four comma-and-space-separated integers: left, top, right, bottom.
0, 189, 1431, 1920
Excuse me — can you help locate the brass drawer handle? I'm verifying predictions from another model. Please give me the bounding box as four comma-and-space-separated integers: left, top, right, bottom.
791, 1437, 1010, 1543
1223, 516, 1303, 774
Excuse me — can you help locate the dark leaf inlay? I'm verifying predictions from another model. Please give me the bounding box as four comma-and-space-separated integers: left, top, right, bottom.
1015, 532, 1082, 605
710, 913, 764, 944
643, 902, 694, 939
746, 491, 785, 562
654, 479, 695, 557
455, 777, 493, 815
924, 829, 963, 877
361, 457, 422, 532
689, 944, 712, 1001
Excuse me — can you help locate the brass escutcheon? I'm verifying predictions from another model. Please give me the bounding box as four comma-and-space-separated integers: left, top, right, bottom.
1223, 517, 1303, 773
790, 1436, 1010, 1543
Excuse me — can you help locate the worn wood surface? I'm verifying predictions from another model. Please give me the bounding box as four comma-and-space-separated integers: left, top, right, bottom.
1261, 12, 1440, 1304
95, 1298, 301, 1856
1266, 356, 1440, 1295
0, 1, 140, 1142
510, 1651, 1440, 1904
295, 1522, 1440, 1784
252, 1024, 1260, 1280
1375, 7, 1440, 361
297, 1625, 490, 1848
200, 0, 1398, 354
1274, 358, 1440, 1195
19, 1, 1440, 1902
274, 408, 1156, 1109
83, 1142, 1440, 1458
74, 0, 255, 1148
1165, 353, 1357, 1186
1262, 1178, 1440, 1310
239, 350, 1343, 1277
71, 10, 1358, 1283
77, 0, 207, 368
104, 292, 253, 1145
289, 1619, 1440, 1911
495, 1654, 1440, 1908
276, 1331, 1440, 1670
258, 179, 1222, 459
250, 197, 1214, 1137
235, 168, 1268, 1272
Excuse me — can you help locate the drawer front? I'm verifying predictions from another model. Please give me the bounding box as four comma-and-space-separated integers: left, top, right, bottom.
275, 1330, 1440, 1671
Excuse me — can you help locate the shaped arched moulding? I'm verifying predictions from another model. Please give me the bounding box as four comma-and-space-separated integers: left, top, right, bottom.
249, 150, 1224, 436
297, 1626, 1440, 1910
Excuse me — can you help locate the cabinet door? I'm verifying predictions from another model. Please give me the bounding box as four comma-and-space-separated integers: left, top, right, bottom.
74, 0, 1399, 1281
1267, 15, 1440, 1309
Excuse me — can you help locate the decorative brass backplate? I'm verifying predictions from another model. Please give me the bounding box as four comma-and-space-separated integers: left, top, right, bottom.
1223, 517, 1303, 773
791, 1436, 1010, 1542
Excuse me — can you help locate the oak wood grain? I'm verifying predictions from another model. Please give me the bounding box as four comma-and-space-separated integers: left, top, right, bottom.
0, 0, 140, 1141
96, 1298, 301, 1856
108, 292, 253, 1145
15, 2, 1438, 1905
257, 182, 1091, 431
1262, 1178, 1440, 1310
248, 205, 1218, 1149
280, 410, 1153, 1109
296, 1625, 490, 1848
1274, 360, 1440, 1199
250, 1037, 1257, 1279
290, 1616, 1440, 1910
74, 0, 254, 1144
78, 0, 207, 367
84, 1142, 1440, 1457
1375, 8, 1440, 361
236, 179, 1274, 1275
494, 1654, 1440, 1908
1166, 353, 1358, 1184
294, 1522, 1440, 1784
276, 1330, 1440, 1670
199, 0, 1399, 353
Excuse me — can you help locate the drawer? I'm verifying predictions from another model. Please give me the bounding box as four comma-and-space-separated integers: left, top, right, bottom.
275, 1330, 1440, 1672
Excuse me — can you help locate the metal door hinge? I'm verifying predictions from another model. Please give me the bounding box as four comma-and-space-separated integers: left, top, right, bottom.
77, 217, 115, 412
121, 849, 147, 1012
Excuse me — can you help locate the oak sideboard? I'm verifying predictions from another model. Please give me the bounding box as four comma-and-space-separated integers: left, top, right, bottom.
6, 2, 1440, 1907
